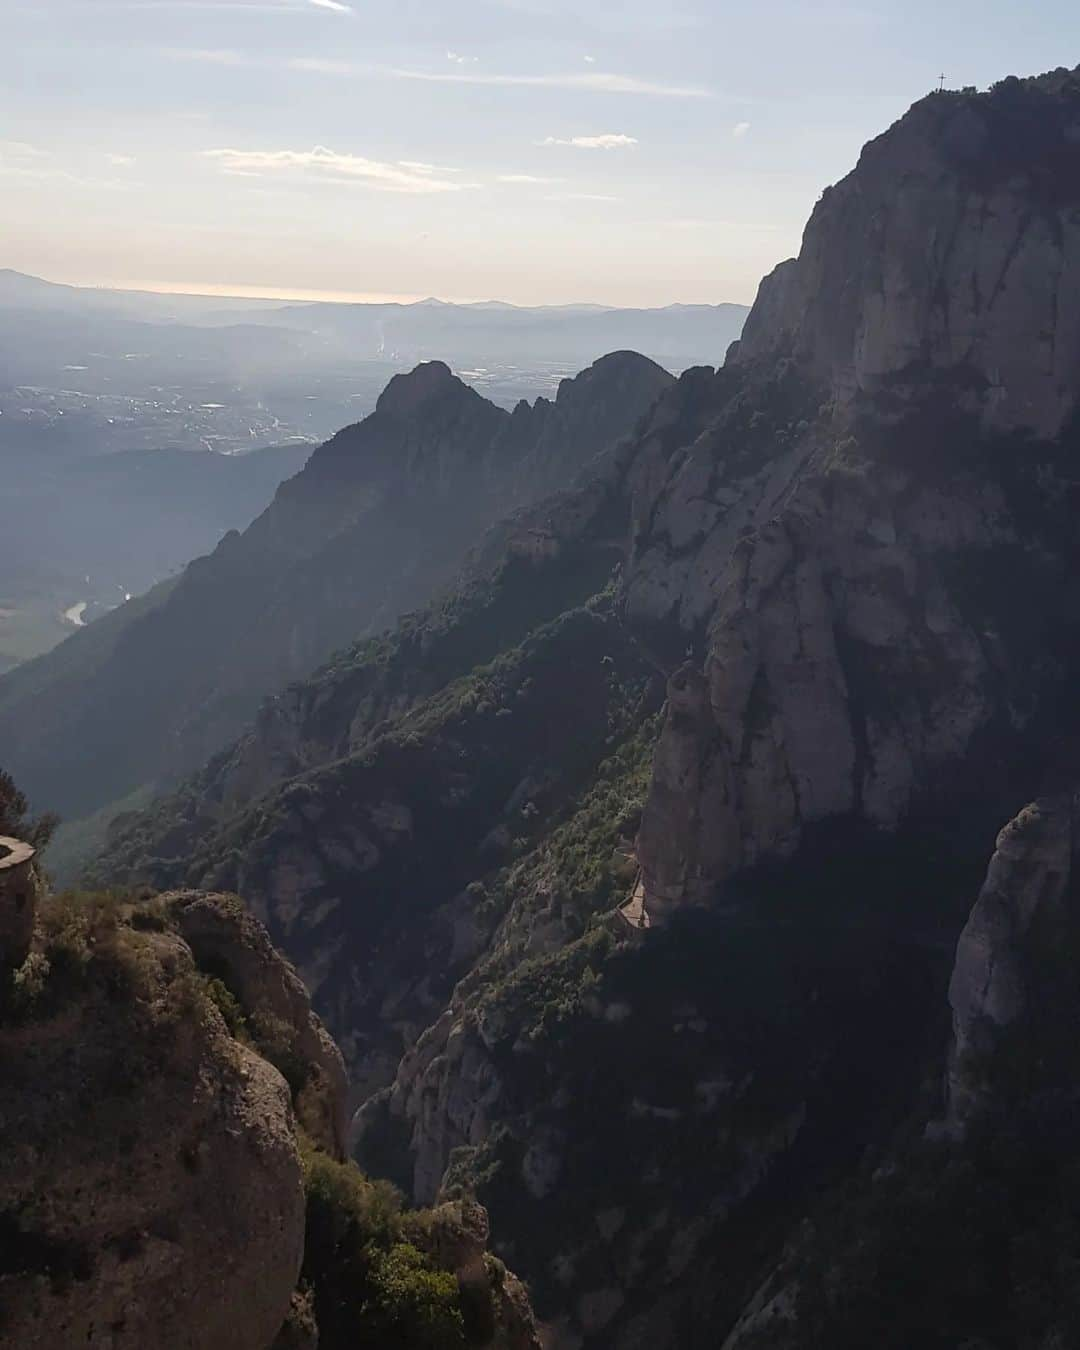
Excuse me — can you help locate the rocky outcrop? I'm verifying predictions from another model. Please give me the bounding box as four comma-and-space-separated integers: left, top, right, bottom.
636, 455, 1016, 918
625, 73, 1080, 921
945, 794, 1078, 1125
0, 901, 306, 1350
736, 70, 1080, 438
165, 889, 349, 1157
419, 1198, 542, 1350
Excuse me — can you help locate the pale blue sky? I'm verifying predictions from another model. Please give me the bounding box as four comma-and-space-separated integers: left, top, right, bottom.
3, 0, 1078, 305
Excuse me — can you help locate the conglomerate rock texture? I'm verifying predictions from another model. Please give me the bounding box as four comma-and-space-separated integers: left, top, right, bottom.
0, 907, 307, 1350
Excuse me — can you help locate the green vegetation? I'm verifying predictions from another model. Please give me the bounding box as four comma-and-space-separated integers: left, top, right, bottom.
0, 766, 57, 851
1, 888, 160, 1022
471, 710, 660, 939
301, 1142, 514, 1350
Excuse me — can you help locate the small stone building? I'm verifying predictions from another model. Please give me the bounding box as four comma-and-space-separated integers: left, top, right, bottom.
0, 835, 38, 968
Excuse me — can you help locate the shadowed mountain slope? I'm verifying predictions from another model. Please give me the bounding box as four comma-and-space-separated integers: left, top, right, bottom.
0, 352, 672, 820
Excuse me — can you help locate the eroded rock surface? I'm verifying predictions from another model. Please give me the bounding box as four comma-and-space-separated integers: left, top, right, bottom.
735, 73, 1080, 438
165, 888, 349, 1157
0, 913, 306, 1350
945, 794, 1078, 1124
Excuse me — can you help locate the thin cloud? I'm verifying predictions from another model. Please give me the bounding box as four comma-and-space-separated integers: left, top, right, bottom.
545, 192, 620, 202
446, 51, 477, 64
732, 121, 751, 138
382, 68, 710, 98
203, 145, 467, 194
105, 153, 137, 166
169, 47, 252, 65
196, 53, 712, 99
542, 133, 637, 149
498, 173, 562, 184
308, 0, 352, 11
90, 2, 318, 10
584, 54, 597, 63
0, 141, 49, 161
289, 57, 352, 73
0, 142, 132, 190
281, 58, 712, 98
398, 159, 461, 174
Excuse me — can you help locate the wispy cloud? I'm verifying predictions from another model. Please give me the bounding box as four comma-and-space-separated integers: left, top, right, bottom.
398, 159, 461, 174
497, 173, 562, 184
446, 50, 477, 65
732, 121, 751, 138
379, 68, 710, 98
105, 153, 137, 167
584, 54, 596, 63
0, 142, 133, 190
178, 50, 712, 99
308, 0, 352, 11
545, 192, 620, 202
0, 141, 49, 162
542, 133, 637, 149
89, 1, 320, 10
203, 145, 468, 193
288, 56, 351, 73
169, 47, 252, 65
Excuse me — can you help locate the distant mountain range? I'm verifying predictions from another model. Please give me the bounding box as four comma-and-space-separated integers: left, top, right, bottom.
0, 269, 750, 372
0, 269, 747, 675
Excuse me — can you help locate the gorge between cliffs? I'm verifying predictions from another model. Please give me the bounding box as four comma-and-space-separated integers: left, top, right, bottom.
5, 62, 1080, 1350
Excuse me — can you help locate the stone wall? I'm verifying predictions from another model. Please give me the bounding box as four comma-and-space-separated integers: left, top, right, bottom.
0, 835, 38, 967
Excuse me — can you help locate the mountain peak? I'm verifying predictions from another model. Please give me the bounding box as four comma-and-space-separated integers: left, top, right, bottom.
374, 360, 471, 418
554, 349, 674, 408
734, 64, 1080, 437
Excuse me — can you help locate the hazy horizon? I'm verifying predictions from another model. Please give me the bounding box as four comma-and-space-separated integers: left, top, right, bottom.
4, 267, 751, 309
7, 0, 1080, 308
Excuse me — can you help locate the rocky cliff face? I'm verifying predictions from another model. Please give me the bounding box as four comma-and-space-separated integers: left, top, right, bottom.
0, 875, 541, 1350
0, 352, 671, 824
0, 888, 314, 1350
734, 69, 1080, 438
102, 599, 660, 1101
369, 67, 1080, 1347
721, 792, 1080, 1350
944, 793, 1078, 1126
633, 68, 1080, 926
90, 64, 1080, 1350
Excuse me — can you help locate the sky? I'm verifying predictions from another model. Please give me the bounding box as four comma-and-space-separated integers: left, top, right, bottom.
3, 1, 1079, 307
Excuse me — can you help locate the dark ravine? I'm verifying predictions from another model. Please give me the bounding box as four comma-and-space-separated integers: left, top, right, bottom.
78, 63, 1080, 1348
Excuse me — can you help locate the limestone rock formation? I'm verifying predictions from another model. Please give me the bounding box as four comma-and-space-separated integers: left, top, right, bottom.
165, 889, 349, 1157
628, 71, 1080, 922
0, 898, 307, 1350
945, 794, 1078, 1125
420, 1198, 542, 1350
635, 455, 1011, 920
735, 71, 1080, 438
